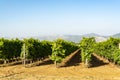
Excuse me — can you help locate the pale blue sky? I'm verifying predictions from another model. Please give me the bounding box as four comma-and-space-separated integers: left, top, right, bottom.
0, 0, 120, 37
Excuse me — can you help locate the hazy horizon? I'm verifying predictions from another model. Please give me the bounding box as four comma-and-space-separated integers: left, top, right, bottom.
0, 0, 120, 37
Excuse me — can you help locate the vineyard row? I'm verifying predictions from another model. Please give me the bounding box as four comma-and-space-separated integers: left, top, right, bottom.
0, 37, 120, 67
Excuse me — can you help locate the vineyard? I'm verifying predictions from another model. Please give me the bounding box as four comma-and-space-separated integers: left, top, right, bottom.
0, 37, 120, 68
0, 37, 120, 80
0, 38, 79, 67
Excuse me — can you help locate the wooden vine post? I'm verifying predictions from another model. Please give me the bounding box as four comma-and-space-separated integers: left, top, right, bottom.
119, 43, 120, 49
23, 43, 26, 67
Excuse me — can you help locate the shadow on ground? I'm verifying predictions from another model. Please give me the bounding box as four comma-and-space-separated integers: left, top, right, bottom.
60, 49, 81, 67
63, 52, 81, 67
91, 54, 109, 68
36, 59, 53, 66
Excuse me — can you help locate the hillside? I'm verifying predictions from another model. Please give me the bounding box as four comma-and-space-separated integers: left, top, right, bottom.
112, 33, 120, 38
35, 33, 107, 43
5, 33, 120, 43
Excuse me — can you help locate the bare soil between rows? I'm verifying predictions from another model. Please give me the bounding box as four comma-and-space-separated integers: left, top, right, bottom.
0, 51, 120, 80
0, 61, 120, 80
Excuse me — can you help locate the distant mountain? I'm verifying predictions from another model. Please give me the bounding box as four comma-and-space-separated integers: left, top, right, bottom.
2, 33, 120, 43
35, 33, 107, 43
95, 36, 107, 42
81, 33, 107, 42
81, 33, 100, 37
36, 35, 82, 42
112, 33, 120, 38
61, 35, 82, 43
